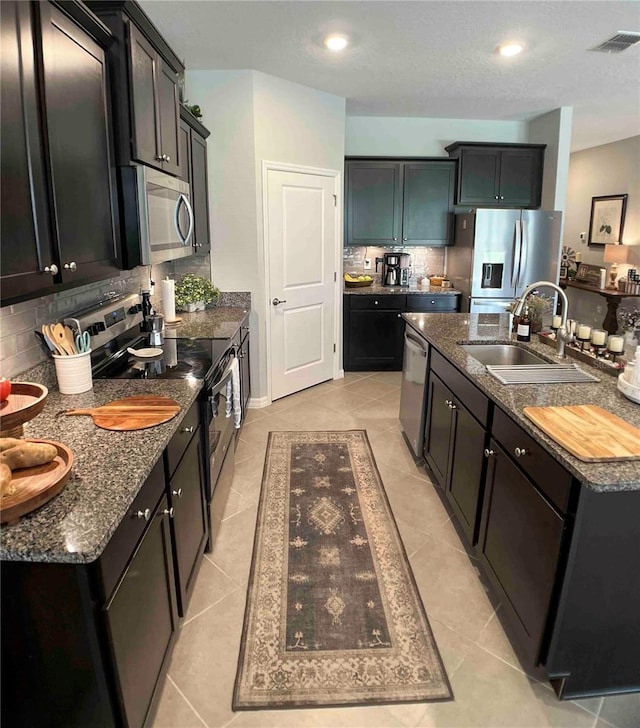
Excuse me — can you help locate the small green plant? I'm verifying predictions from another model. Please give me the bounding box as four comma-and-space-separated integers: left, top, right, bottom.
183, 101, 202, 119
175, 274, 219, 309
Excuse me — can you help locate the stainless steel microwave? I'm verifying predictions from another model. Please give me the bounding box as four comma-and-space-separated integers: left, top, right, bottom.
137, 166, 194, 265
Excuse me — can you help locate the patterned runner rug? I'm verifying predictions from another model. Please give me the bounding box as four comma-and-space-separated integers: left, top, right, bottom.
233, 431, 452, 709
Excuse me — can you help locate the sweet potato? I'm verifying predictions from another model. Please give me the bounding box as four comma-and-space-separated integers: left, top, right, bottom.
0, 442, 58, 471
0, 463, 14, 497
0, 438, 23, 452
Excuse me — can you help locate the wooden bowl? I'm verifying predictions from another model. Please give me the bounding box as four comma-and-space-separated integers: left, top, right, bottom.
0, 383, 48, 437
0, 439, 73, 524
344, 279, 373, 288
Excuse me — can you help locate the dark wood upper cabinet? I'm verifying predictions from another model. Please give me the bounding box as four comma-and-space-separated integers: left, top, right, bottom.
180, 107, 211, 253
345, 159, 455, 246
402, 162, 455, 245
1, 1, 120, 306
345, 161, 402, 246
445, 142, 545, 208
86, 1, 185, 176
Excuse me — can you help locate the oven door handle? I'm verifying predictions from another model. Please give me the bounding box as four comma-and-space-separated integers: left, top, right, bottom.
208, 360, 235, 399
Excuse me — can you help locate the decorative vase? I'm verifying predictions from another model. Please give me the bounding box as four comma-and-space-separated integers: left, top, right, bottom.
195, 300, 206, 311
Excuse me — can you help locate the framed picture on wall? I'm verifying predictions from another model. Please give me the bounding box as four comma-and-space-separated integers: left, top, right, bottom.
588, 194, 628, 245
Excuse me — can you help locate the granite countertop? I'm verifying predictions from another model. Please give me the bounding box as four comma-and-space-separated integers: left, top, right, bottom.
162, 306, 250, 340
403, 312, 640, 493
344, 283, 461, 296
0, 363, 202, 564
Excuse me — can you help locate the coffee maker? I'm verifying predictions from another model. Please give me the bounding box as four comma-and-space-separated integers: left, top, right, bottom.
376, 253, 411, 287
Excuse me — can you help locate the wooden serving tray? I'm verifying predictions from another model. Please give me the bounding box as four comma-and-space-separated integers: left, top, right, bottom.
65, 395, 181, 431
523, 405, 640, 462
0, 382, 48, 437
0, 439, 73, 524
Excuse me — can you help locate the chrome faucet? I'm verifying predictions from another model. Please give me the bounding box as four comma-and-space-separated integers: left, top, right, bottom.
513, 281, 570, 359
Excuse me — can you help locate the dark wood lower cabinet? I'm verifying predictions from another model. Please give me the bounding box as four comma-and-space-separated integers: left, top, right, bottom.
105, 494, 178, 728
168, 428, 207, 616
424, 374, 453, 486
478, 440, 565, 665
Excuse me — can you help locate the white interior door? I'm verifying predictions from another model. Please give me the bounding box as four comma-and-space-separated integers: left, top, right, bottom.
266, 168, 337, 401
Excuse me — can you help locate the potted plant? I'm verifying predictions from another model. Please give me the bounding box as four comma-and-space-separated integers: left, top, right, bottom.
175, 274, 220, 312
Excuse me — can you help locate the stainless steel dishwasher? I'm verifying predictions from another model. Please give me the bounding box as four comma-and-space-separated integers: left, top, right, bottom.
399, 325, 430, 456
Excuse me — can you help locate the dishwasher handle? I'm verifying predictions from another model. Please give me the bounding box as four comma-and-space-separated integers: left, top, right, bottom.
404, 333, 428, 357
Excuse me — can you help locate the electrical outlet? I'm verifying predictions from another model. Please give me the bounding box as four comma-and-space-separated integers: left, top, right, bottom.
579, 232, 586, 241
364, 258, 372, 270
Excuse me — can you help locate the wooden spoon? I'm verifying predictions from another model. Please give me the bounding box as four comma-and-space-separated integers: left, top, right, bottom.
41, 325, 65, 356
50, 324, 76, 355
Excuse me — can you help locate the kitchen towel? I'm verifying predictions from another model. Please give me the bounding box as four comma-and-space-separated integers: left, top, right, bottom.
161, 277, 176, 323
230, 357, 242, 428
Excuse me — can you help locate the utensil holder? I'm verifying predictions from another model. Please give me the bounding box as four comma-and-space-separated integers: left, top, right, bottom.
53, 350, 92, 394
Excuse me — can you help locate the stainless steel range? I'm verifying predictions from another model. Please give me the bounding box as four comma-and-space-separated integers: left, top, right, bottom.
74, 293, 237, 550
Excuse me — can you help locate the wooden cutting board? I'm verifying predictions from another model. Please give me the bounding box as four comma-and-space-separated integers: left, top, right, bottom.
0, 439, 73, 524
523, 405, 640, 462
65, 395, 181, 431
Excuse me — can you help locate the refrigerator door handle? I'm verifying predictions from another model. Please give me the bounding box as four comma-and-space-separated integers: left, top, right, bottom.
518, 219, 528, 288
511, 219, 522, 288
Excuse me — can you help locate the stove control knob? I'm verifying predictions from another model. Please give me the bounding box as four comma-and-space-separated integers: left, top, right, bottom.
86, 321, 106, 336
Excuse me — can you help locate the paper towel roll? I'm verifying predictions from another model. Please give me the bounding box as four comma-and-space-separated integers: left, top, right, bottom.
163, 338, 178, 368
161, 277, 176, 322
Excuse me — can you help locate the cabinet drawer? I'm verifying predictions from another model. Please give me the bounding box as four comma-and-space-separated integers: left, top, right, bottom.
431, 349, 489, 426
407, 294, 459, 312
349, 294, 405, 311
492, 407, 572, 513
97, 457, 166, 601
165, 399, 200, 478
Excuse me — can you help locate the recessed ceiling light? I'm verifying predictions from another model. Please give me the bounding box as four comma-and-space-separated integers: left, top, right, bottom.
498, 41, 524, 57
324, 35, 349, 52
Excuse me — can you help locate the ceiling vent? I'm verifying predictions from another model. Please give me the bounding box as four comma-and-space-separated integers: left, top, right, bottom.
590, 31, 640, 53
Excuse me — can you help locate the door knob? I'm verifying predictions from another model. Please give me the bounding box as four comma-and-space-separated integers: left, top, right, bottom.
44, 264, 59, 275
272, 298, 287, 306
63, 262, 77, 271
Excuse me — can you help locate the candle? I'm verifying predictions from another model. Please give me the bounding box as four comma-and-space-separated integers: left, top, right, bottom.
608, 335, 624, 353
552, 315, 562, 328
591, 329, 606, 346
577, 325, 591, 340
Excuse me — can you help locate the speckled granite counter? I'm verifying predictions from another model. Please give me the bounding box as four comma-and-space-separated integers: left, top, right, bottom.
0, 361, 202, 564
344, 284, 460, 296
163, 306, 249, 340
403, 312, 640, 493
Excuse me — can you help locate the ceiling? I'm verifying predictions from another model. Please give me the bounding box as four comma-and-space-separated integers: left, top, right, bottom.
140, 0, 640, 152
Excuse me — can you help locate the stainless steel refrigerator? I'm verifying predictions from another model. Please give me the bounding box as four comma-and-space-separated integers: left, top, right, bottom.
447, 209, 562, 313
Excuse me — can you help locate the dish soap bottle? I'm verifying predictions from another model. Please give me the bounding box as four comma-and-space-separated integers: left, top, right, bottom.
517, 306, 531, 342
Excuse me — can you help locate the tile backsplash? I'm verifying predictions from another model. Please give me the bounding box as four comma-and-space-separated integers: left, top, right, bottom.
343, 246, 446, 283
0, 254, 211, 379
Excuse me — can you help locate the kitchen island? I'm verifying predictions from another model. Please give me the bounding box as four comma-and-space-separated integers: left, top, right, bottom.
402, 312, 639, 700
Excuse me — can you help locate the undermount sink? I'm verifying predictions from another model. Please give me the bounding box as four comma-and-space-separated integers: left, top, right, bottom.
461, 344, 549, 366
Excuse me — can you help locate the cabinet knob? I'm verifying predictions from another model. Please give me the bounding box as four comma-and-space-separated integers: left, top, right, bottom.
63, 262, 77, 271
514, 447, 528, 458
397, 313, 402, 318
172, 488, 183, 498
374, 300, 379, 305
444, 399, 453, 407
494, 195, 499, 200
393, 237, 398, 241
449, 402, 457, 410
500, 196, 504, 200
484, 448, 496, 458
156, 155, 164, 161
135, 508, 151, 521
238, 352, 245, 358
242, 325, 249, 331
181, 425, 195, 434
430, 300, 436, 304
403, 237, 407, 241
166, 155, 171, 162
44, 264, 59, 275
163, 507, 175, 518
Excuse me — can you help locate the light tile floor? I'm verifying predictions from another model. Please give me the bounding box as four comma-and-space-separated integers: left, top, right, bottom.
153, 372, 639, 728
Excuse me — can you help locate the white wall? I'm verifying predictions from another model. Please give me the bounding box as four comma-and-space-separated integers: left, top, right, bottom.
527, 107, 573, 212
564, 136, 640, 329
186, 69, 345, 402
345, 116, 528, 156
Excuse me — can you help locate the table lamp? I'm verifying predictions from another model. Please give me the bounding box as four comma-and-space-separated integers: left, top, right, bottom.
603, 244, 628, 289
